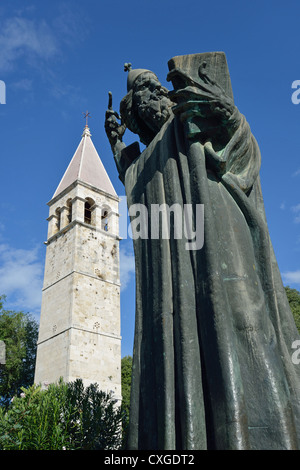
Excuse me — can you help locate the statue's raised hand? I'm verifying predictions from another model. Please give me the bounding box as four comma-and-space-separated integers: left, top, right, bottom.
105, 92, 126, 147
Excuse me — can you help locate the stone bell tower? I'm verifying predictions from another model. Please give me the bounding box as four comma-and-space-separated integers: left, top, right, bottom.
34, 124, 121, 401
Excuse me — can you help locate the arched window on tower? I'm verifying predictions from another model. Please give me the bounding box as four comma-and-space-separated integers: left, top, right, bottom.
84, 201, 91, 224
55, 207, 61, 232
102, 211, 108, 231
101, 206, 111, 231
84, 198, 95, 225
67, 198, 72, 224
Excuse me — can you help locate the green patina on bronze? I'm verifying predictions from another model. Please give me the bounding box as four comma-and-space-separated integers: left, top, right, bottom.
105, 52, 300, 450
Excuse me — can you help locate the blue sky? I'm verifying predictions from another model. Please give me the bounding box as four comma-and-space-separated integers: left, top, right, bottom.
0, 0, 300, 358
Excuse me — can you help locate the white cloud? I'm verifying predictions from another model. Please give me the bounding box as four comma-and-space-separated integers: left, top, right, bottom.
292, 168, 300, 177
291, 204, 300, 223
119, 243, 135, 292
11, 78, 33, 91
0, 9, 90, 103
0, 243, 43, 315
0, 7, 90, 73
0, 17, 58, 71
282, 270, 300, 286
52, 4, 90, 46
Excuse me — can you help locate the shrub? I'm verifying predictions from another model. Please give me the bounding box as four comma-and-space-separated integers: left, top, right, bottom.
0, 378, 123, 450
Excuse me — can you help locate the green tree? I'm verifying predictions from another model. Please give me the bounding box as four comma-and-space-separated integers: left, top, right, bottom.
285, 286, 300, 333
0, 295, 39, 405
66, 379, 123, 450
121, 355, 132, 411
121, 355, 132, 445
0, 379, 123, 450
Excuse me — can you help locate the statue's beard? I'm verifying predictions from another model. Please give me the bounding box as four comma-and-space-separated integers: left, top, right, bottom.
137, 93, 173, 134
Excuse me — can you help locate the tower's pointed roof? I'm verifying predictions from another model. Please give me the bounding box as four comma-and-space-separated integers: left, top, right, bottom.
52, 126, 117, 200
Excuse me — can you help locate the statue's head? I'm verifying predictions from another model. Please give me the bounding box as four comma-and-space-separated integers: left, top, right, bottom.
120, 63, 173, 145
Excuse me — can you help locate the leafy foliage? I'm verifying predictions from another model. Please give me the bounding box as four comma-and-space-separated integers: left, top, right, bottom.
121, 356, 132, 413
0, 295, 38, 405
121, 355, 132, 444
285, 286, 300, 332
65, 379, 123, 450
0, 379, 123, 450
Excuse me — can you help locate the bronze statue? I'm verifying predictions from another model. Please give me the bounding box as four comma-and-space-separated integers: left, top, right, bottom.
105, 52, 300, 450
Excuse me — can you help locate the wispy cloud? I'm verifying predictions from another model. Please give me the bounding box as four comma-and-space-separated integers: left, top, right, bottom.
52, 3, 90, 46
280, 202, 286, 210
292, 168, 300, 177
282, 270, 300, 286
0, 17, 58, 72
0, 7, 90, 103
0, 242, 43, 317
11, 78, 33, 91
291, 204, 300, 223
0, 5, 90, 74
119, 243, 135, 292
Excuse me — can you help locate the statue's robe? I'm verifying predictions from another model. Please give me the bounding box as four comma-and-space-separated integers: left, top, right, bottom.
121, 111, 300, 450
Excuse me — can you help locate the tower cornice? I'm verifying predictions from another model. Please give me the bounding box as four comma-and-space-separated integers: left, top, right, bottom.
45, 218, 122, 246
48, 179, 119, 207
